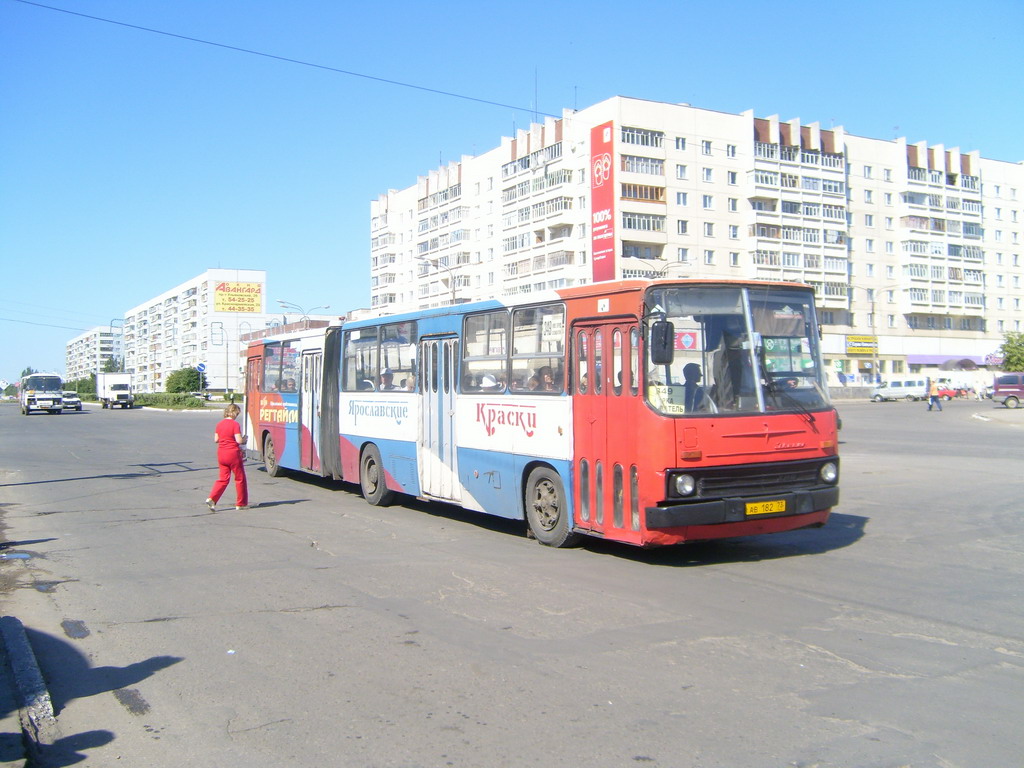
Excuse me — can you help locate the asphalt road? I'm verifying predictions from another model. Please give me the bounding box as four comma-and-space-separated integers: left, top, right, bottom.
0, 398, 1022, 767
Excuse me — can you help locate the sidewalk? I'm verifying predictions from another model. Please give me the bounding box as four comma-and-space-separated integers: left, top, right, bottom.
0, 615, 57, 766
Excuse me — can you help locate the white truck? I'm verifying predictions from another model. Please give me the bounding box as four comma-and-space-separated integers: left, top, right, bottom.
97, 372, 135, 409
20, 373, 64, 415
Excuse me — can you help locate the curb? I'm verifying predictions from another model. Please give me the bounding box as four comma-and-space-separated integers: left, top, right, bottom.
0, 616, 59, 762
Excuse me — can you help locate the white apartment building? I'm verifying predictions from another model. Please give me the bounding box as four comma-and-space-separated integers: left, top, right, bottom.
123, 269, 272, 393
370, 95, 1023, 383
65, 325, 123, 381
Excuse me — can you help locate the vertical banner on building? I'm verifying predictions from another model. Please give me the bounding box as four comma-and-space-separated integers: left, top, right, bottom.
590, 121, 615, 282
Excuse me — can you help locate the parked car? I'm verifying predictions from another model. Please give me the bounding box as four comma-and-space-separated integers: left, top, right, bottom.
935, 378, 968, 400
991, 373, 1024, 408
62, 391, 83, 411
189, 392, 211, 401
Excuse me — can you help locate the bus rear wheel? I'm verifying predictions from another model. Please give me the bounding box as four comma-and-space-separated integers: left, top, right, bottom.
526, 467, 581, 548
360, 445, 395, 506
263, 434, 282, 477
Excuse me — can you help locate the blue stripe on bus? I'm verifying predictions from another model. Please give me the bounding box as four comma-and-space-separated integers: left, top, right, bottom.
455, 446, 572, 522
342, 435, 421, 496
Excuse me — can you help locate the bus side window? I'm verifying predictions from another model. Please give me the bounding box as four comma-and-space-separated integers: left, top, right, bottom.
462, 310, 509, 393
512, 304, 565, 395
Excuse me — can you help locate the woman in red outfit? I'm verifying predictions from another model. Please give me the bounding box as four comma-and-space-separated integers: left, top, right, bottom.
206, 404, 249, 511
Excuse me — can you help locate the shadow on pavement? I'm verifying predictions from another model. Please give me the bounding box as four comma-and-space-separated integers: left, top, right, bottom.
587, 511, 868, 566
0, 461, 211, 488
15, 627, 182, 767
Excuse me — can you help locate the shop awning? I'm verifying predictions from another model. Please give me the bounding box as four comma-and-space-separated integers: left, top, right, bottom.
906, 354, 985, 367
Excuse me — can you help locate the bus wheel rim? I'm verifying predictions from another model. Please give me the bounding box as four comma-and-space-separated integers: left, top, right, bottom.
532, 479, 559, 531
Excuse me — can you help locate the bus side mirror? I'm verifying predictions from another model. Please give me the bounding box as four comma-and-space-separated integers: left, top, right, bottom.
650, 320, 675, 365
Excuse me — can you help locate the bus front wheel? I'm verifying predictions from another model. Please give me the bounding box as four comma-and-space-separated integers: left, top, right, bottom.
360, 445, 395, 506
526, 467, 581, 548
263, 434, 282, 477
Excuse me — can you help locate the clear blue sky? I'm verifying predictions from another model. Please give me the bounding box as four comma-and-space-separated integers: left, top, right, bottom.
2, 0, 1021, 382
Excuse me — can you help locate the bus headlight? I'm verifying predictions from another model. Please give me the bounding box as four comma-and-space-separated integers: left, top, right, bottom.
819, 462, 838, 484
673, 473, 697, 496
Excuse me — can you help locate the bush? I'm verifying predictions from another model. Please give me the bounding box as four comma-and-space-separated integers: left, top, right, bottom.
133, 393, 209, 409
165, 367, 207, 393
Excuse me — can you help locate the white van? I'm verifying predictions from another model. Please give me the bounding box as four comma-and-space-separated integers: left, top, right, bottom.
870, 377, 928, 402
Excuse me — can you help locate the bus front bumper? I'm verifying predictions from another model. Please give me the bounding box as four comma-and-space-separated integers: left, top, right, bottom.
645, 486, 839, 529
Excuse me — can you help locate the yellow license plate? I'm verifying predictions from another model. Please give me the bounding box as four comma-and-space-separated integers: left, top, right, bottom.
746, 499, 787, 516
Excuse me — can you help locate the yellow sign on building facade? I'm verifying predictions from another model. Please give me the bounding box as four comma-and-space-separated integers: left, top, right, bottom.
214, 282, 263, 313
845, 335, 878, 355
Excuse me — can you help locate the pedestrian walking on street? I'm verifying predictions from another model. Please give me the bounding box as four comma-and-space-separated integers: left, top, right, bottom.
927, 380, 943, 412
206, 403, 249, 510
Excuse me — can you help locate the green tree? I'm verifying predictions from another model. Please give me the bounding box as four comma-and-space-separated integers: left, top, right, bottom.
20, 367, 37, 378
999, 332, 1024, 372
65, 375, 96, 394
102, 356, 124, 373
165, 367, 206, 393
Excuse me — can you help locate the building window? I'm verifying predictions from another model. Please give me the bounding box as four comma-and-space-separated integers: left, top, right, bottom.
704, 249, 714, 265
702, 168, 713, 182
675, 164, 688, 180
727, 171, 738, 185
622, 212, 666, 231
677, 247, 689, 262
728, 198, 738, 212
726, 144, 737, 158
674, 137, 687, 151
622, 243, 662, 260
677, 220, 688, 235
676, 192, 688, 205
863, 165, 873, 179
729, 225, 738, 239
704, 222, 714, 237
701, 140, 712, 155
702, 194, 713, 209
621, 127, 664, 147
729, 251, 740, 266
621, 155, 664, 175
621, 184, 666, 202
865, 190, 873, 204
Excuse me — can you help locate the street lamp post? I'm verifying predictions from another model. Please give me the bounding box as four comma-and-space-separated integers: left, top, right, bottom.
416, 256, 457, 305
109, 317, 125, 373
276, 300, 330, 329
851, 283, 901, 383
656, 260, 690, 277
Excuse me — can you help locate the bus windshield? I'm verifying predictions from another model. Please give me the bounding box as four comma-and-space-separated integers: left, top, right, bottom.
644, 285, 830, 415
25, 376, 62, 391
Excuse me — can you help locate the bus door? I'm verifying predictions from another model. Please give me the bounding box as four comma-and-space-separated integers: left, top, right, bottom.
300, 351, 322, 472
418, 336, 461, 502
244, 355, 262, 454
571, 320, 641, 537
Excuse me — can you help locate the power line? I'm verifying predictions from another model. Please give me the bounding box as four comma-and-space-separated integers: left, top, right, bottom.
11, 0, 558, 119
0, 296, 115, 321
0, 316, 89, 332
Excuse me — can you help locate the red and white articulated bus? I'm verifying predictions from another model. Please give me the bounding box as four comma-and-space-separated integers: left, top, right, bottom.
243, 279, 839, 548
